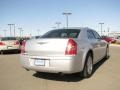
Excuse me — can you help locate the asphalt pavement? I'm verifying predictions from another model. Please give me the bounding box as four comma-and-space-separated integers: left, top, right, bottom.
0, 46, 120, 90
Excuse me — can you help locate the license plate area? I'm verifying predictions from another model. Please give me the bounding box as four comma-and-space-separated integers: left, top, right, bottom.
34, 59, 45, 66
7, 46, 12, 49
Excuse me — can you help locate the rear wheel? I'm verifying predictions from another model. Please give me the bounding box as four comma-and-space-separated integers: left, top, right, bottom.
0, 51, 3, 54
15, 50, 20, 54
81, 53, 93, 78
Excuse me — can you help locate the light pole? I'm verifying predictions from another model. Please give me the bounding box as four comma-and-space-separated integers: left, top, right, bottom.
37, 29, 40, 36
99, 23, 104, 36
55, 22, 61, 29
21, 29, 24, 37
3, 30, 7, 37
8, 24, 14, 36
62, 12, 72, 28
18, 28, 22, 37
13, 24, 15, 37
108, 27, 110, 36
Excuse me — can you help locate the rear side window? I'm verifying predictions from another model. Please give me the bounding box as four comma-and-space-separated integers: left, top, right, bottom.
41, 29, 80, 38
87, 30, 95, 39
92, 31, 101, 39
1, 37, 16, 41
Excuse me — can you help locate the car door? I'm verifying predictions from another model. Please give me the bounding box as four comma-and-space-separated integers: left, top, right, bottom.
87, 30, 101, 63
92, 30, 106, 60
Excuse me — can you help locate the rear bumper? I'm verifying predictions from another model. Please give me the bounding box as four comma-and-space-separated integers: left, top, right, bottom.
20, 54, 83, 74
0, 45, 20, 51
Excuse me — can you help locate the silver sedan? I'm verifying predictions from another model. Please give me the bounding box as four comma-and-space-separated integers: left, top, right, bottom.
0, 37, 20, 54
20, 27, 109, 78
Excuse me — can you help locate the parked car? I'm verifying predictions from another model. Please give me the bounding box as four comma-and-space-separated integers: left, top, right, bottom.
102, 36, 116, 43
20, 28, 109, 78
0, 37, 20, 54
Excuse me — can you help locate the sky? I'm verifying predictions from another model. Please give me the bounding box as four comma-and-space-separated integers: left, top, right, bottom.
0, 0, 120, 37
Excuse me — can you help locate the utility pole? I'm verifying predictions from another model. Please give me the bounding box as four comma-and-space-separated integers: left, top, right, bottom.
62, 12, 72, 28
55, 22, 61, 29
99, 23, 104, 36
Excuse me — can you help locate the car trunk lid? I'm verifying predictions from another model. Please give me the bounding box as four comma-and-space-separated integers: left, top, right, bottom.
25, 39, 69, 56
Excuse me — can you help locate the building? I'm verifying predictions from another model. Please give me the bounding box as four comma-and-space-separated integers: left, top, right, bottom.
109, 31, 120, 37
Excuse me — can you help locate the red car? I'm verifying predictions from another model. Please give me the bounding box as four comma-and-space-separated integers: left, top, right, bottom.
102, 36, 116, 43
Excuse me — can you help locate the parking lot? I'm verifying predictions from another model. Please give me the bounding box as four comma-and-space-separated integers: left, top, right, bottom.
0, 45, 120, 90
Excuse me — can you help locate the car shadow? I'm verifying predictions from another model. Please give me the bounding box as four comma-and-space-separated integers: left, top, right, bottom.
33, 56, 110, 82
92, 56, 110, 75
33, 72, 84, 82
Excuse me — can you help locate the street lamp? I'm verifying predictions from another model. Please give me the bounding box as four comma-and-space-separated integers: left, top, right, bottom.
3, 30, 7, 37
99, 23, 104, 36
13, 24, 15, 37
62, 12, 72, 28
21, 29, 24, 37
18, 28, 22, 37
55, 22, 61, 29
107, 27, 110, 36
8, 24, 14, 36
37, 29, 40, 36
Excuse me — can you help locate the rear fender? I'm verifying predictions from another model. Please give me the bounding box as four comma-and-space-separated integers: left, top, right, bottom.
81, 48, 92, 71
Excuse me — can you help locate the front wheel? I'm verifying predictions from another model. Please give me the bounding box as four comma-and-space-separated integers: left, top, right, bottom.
81, 53, 93, 78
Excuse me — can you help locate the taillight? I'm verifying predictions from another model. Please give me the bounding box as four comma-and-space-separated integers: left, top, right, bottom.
65, 39, 77, 55
14, 41, 19, 45
0, 42, 5, 45
21, 40, 26, 53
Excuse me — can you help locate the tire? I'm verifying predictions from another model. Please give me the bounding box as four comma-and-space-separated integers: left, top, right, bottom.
16, 50, 20, 54
0, 51, 3, 55
81, 53, 93, 78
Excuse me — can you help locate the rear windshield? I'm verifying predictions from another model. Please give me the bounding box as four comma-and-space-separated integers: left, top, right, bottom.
41, 29, 80, 38
1, 37, 17, 41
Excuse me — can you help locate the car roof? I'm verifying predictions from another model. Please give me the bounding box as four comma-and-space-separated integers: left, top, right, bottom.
60, 27, 89, 30
0, 37, 17, 41
51, 27, 92, 32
